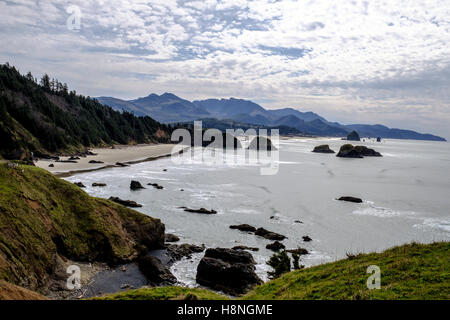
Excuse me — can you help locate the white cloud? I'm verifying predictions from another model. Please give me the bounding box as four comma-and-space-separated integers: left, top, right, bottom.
0, 0, 449, 137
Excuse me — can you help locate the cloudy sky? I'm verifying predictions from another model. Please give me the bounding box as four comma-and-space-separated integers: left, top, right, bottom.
1, 0, 449, 138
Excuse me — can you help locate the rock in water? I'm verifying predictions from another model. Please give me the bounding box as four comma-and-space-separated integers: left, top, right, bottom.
130, 180, 145, 190
74, 182, 86, 188
377, 137, 382, 142
92, 182, 106, 187
181, 207, 217, 214
286, 248, 309, 255
336, 144, 382, 158
109, 197, 143, 207
229, 224, 257, 232
255, 227, 286, 241
337, 196, 363, 203
247, 136, 277, 151
88, 160, 104, 164
196, 248, 262, 295
138, 255, 177, 285
312, 145, 335, 153
165, 234, 180, 243
302, 236, 312, 242
347, 131, 361, 141
266, 241, 285, 252
232, 246, 259, 252
166, 243, 205, 261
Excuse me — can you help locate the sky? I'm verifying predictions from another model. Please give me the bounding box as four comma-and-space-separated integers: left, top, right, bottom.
1, 0, 449, 138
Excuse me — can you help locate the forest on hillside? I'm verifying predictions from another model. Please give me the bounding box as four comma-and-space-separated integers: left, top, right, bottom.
0, 63, 173, 160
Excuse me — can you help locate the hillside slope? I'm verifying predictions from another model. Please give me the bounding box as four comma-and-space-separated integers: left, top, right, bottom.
0, 162, 165, 292
0, 64, 172, 160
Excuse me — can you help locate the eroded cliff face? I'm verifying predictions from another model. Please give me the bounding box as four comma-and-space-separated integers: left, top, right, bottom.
0, 162, 164, 293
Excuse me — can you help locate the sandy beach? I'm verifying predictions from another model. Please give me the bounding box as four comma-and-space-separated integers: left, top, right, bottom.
35, 144, 177, 176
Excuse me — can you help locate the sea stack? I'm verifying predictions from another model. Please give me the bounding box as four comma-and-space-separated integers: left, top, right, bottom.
346, 131, 361, 141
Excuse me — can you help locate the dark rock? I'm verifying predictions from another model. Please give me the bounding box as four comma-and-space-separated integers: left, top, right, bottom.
337, 196, 363, 203
302, 236, 312, 242
286, 247, 309, 255
165, 234, 180, 243
163, 169, 167, 172
247, 136, 277, 151
33, 151, 59, 161
229, 224, 256, 233
57, 160, 78, 163
74, 182, 86, 188
138, 255, 177, 285
49, 164, 54, 167
88, 160, 104, 164
312, 145, 335, 153
347, 131, 361, 141
196, 248, 263, 295
180, 207, 217, 214
180, 189, 184, 191
109, 197, 143, 208
92, 182, 107, 187
232, 246, 259, 252
294, 220, 303, 224
68, 156, 80, 160
377, 137, 382, 142
266, 241, 285, 252
130, 180, 145, 190
115, 162, 129, 167
148, 183, 164, 190
336, 144, 382, 158
255, 227, 286, 241
166, 243, 205, 261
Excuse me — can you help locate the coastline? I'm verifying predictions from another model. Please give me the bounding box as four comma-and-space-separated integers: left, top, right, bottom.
35, 144, 178, 177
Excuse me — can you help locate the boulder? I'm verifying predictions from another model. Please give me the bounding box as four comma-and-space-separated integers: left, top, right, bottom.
302, 236, 312, 242
109, 197, 143, 208
166, 243, 205, 261
232, 246, 259, 252
88, 160, 104, 164
148, 183, 164, 190
196, 248, 262, 295
180, 207, 217, 214
48, 164, 54, 168
377, 137, 382, 142
138, 255, 177, 285
92, 182, 107, 187
255, 227, 286, 241
74, 182, 86, 188
247, 136, 277, 151
337, 196, 363, 203
312, 145, 335, 153
266, 241, 285, 252
346, 131, 361, 141
229, 224, 257, 233
336, 144, 382, 158
165, 234, 180, 243
286, 247, 309, 255
115, 162, 129, 167
130, 180, 145, 190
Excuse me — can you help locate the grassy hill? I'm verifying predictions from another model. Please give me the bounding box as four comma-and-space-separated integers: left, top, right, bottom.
94, 242, 449, 300
0, 63, 172, 160
0, 162, 165, 292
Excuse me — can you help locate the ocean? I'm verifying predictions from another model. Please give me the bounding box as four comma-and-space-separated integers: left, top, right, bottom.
65, 137, 450, 285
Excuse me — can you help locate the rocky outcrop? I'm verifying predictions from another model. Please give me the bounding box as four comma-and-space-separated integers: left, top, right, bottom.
346, 131, 361, 141
130, 180, 145, 190
115, 162, 129, 167
247, 136, 277, 151
180, 207, 217, 214
336, 144, 382, 158
0, 280, 48, 300
286, 248, 309, 255
232, 246, 259, 252
266, 241, 285, 252
92, 182, 107, 187
109, 197, 143, 208
138, 256, 176, 285
148, 183, 164, 190
196, 248, 262, 295
88, 160, 104, 164
312, 145, 335, 153
166, 244, 205, 261
74, 182, 86, 188
229, 224, 257, 232
165, 234, 180, 243
255, 227, 286, 241
337, 196, 363, 203
0, 163, 164, 292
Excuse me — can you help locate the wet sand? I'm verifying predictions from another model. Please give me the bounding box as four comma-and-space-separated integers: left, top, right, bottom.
35, 144, 178, 176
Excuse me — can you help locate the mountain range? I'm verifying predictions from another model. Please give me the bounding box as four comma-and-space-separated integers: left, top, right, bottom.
97, 93, 446, 141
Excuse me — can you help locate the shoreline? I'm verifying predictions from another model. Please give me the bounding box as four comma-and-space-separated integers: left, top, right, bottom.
35, 144, 180, 177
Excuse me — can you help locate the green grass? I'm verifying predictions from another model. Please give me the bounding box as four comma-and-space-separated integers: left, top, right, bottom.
92, 286, 228, 300
243, 242, 449, 300
93, 242, 449, 300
